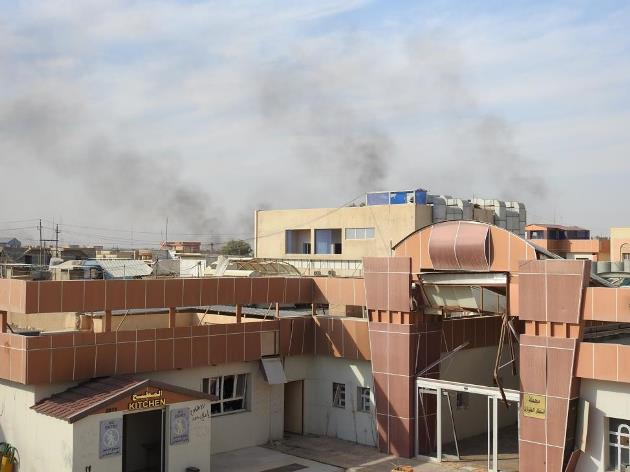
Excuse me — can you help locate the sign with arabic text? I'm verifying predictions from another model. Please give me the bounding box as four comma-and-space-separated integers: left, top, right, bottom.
523, 393, 546, 419
128, 389, 166, 411
170, 407, 190, 445
99, 418, 122, 458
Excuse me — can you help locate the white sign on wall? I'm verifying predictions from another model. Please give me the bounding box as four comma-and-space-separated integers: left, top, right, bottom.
170, 407, 190, 445
99, 418, 122, 458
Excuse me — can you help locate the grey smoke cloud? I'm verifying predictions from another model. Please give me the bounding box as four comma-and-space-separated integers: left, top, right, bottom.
259, 65, 393, 194
0, 94, 222, 237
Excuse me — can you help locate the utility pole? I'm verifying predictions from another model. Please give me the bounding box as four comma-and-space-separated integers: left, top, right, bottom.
38, 219, 43, 266
165, 217, 169, 244
55, 224, 59, 257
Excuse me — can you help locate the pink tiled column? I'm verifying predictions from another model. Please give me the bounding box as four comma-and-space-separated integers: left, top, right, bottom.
368, 314, 441, 458
518, 260, 589, 472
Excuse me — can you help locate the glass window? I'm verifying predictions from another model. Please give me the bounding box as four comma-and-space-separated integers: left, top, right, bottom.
202, 374, 248, 416
609, 417, 630, 470
345, 227, 375, 240
333, 382, 346, 408
357, 387, 370, 413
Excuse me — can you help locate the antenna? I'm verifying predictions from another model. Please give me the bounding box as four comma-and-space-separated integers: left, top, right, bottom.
165, 217, 169, 243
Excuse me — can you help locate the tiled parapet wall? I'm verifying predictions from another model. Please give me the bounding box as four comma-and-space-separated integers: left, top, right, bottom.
0, 316, 371, 385
0, 277, 372, 315
278, 316, 370, 360
0, 321, 279, 384
518, 260, 589, 472
0, 278, 315, 313
369, 315, 442, 458
575, 341, 630, 382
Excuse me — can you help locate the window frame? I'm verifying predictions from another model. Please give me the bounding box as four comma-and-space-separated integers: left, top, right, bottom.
609, 418, 630, 470
202, 373, 249, 416
332, 382, 346, 409
345, 227, 376, 240
357, 386, 370, 413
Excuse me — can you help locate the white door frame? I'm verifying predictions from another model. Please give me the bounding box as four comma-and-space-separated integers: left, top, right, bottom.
415, 377, 520, 472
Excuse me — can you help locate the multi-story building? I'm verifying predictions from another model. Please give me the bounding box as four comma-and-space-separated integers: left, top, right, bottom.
525, 223, 611, 261
255, 189, 526, 276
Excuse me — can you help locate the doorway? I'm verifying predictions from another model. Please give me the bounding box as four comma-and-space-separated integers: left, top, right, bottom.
123, 409, 164, 472
416, 378, 519, 472
284, 380, 304, 434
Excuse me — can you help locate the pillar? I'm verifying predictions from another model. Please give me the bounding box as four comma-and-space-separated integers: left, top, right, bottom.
0, 311, 7, 333
518, 260, 589, 472
169, 307, 177, 328
104, 310, 113, 332
275, 302, 280, 319
235, 304, 242, 323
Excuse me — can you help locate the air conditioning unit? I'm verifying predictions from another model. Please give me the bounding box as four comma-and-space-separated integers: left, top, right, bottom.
313, 270, 322, 276
328, 270, 336, 277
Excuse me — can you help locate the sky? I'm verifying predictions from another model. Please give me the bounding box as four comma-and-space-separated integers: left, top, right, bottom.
1, 0, 629, 247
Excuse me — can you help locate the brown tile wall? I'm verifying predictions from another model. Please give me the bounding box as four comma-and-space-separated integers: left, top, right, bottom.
10, 277, 316, 314
278, 316, 370, 361
1, 320, 279, 384
518, 259, 588, 472
575, 341, 630, 382
3, 315, 374, 385
363, 257, 411, 313
369, 314, 442, 458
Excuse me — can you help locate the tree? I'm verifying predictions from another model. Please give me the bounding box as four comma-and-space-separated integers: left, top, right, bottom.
220, 239, 252, 256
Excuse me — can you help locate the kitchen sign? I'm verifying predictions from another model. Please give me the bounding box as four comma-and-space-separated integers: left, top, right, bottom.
523, 393, 546, 419
128, 389, 166, 410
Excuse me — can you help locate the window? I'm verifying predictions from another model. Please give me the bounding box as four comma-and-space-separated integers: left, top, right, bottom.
332, 382, 346, 408
357, 387, 370, 413
202, 374, 248, 415
610, 418, 630, 470
527, 230, 545, 240
345, 227, 375, 240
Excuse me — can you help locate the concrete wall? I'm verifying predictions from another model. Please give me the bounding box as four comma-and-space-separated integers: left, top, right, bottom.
0, 380, 74, 472
576, 379, 630, 472
165, 399, 212, 472
438, 346, 519, 444
255, 204, 432, 261
285, 355, 377, 446
149, 361, 283, 454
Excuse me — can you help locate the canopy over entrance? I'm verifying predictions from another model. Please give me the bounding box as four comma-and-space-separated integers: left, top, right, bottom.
31, 376, 214, 423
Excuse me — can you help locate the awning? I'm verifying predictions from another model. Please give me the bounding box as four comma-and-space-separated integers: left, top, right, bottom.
31, 376, 214, 423
260, 357, 287, 385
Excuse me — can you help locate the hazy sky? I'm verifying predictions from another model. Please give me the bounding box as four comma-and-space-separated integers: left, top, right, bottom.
1, 0, 629, 247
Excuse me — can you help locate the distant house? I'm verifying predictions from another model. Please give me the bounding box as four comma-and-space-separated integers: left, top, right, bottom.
0, 237, 21, 249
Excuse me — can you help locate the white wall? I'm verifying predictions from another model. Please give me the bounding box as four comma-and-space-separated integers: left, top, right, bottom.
0, 380, 74, 472
285, 356, 377, 446
73, 410, 123, 472
165, 400, 212, 472
438, 346, 519, 443
149, 361, 282, 454
576, 379, 630, 472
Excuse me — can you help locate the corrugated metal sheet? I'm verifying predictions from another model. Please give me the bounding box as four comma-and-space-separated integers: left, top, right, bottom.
84, 259, 152, 279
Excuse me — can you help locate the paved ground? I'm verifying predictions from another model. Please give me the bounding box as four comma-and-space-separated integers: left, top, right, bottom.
212, 446, 343, 472
213, 426, 519, 472
264, 431, 519, 472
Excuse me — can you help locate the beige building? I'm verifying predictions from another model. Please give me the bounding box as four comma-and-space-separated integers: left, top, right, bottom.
253, 191, 515, 276
611, 227, 630, 262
